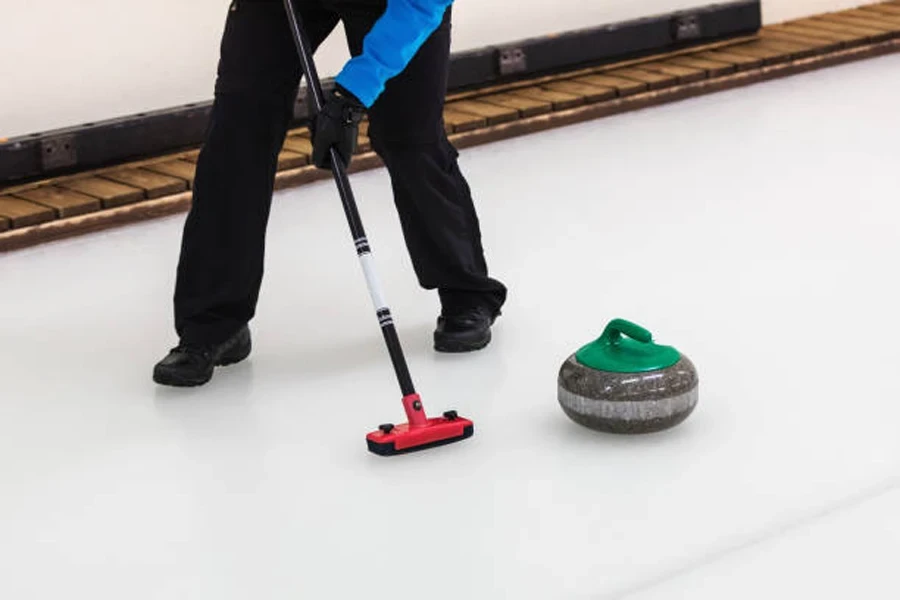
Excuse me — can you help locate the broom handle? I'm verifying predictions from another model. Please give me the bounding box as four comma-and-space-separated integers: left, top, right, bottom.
282, 0, 417, 399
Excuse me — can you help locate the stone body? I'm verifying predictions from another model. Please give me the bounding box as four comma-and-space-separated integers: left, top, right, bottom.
557, 354, 698, 433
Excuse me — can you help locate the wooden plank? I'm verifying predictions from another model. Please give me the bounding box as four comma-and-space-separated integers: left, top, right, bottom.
634, 61, 707, 83
801, 17, 893, 42
847, 7, 900, 25
770, 22, 862, 44
0, 195, 55, 227
475, 93, 553, 118
742, 37, 822, 60
821, 9, 900, 32
861, 4, 900, 17
816, 11, 900, 33
58, 177, 144, 208
541, 80, 616, 102
604, 67, 678, 89
763, 37, 828, 59
694, 49, 763, 69
665, 56, 736, 77
721, 40, 800, 63
571, 74, 648, 96
180, 149, 201, 162
282, 135, 314, 155
760, 28, 843, 53
143, 160, 197, 187
12, 186, 101, 218
278, 149, 307, 170
447, 99, 520, 125
353, 121, 372, 152
443, 108, 487, 132
100, 169, 187, 199
506, 87, 584, 110
356, 134, 371, 154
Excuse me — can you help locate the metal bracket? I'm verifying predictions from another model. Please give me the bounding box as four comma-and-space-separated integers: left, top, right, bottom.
40, 134, 77, 171
498, 47, 527, 76
672, 14, 702, 41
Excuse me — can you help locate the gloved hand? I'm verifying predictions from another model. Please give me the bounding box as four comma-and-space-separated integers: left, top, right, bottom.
310, 84, 366, 170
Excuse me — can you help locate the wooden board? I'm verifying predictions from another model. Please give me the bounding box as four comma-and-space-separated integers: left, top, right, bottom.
604, 67, 678, 89
694, 49, 763, 70
634, 61, 707, 83
0, 195, 55, 227
802, 16, 894, 42
282, 135, 314, 155
13, 186, 101, 218
180, 149, 201, 163
571, 73, 648, 96
442, 108, 486, 132
505, 87, 584, 110
101, 169, 187, 199
741, 37, 821, 60
820, 10, 900, 33
541, 80, 616, 102
766, 37, 826, 59
858, 7, 900, 27
143, 160, 197, 187
850, 7, 900, 26
665, 56, 736, 77
278, 149, 308, 170
356, 134, 371, 154
58, 177, 145, 208
770, 22, 861, 44
475, 93, 553, 118
862, 4, 900, 17
447, 99, 520, 125
727, 39, 810, 63
760, 28, 843, 53
732, 40, 795, 60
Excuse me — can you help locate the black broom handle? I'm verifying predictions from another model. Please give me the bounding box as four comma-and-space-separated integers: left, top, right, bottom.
282, 0, 416, 398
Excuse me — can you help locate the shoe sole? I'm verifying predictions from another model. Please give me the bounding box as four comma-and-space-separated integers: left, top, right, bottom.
152, 367, 212, 387
434, 330, 491, 353
153, 337, 252, 387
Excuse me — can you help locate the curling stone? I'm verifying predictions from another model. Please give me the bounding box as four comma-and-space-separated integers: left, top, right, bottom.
558, 318, 698, 434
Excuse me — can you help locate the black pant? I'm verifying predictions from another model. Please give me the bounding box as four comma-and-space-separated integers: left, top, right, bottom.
173, 0, 506, 345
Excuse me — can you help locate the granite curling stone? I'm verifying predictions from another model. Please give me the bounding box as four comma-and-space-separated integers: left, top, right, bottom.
558, 319, 698, 434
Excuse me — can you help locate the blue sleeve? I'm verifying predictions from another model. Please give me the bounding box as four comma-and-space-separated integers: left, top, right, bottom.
334, 0, 454, 108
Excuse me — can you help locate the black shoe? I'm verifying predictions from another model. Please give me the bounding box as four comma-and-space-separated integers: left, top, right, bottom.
434, 306, 498, 353
153, 325, 252, 387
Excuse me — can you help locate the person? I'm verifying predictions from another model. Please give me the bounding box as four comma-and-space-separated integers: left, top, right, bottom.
153, 0, 507, 387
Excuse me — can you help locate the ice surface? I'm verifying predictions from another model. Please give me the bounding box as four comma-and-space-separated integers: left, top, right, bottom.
2, 53, 899, 599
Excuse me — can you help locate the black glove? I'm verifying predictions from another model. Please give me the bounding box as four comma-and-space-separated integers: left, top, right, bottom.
310, 84, 366, 170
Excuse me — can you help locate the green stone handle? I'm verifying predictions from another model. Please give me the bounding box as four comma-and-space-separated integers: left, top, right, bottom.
576, 318, 679, 372
600, 319, 653, 345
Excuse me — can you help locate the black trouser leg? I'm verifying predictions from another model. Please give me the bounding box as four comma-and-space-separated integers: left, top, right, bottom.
173, 0, 338, 345
341, 6, 508, 317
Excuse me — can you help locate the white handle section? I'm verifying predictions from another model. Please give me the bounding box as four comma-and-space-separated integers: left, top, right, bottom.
358, 252, 388, 313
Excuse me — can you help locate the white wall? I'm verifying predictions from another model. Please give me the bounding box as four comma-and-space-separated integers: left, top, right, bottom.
0, 0, 869, 139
